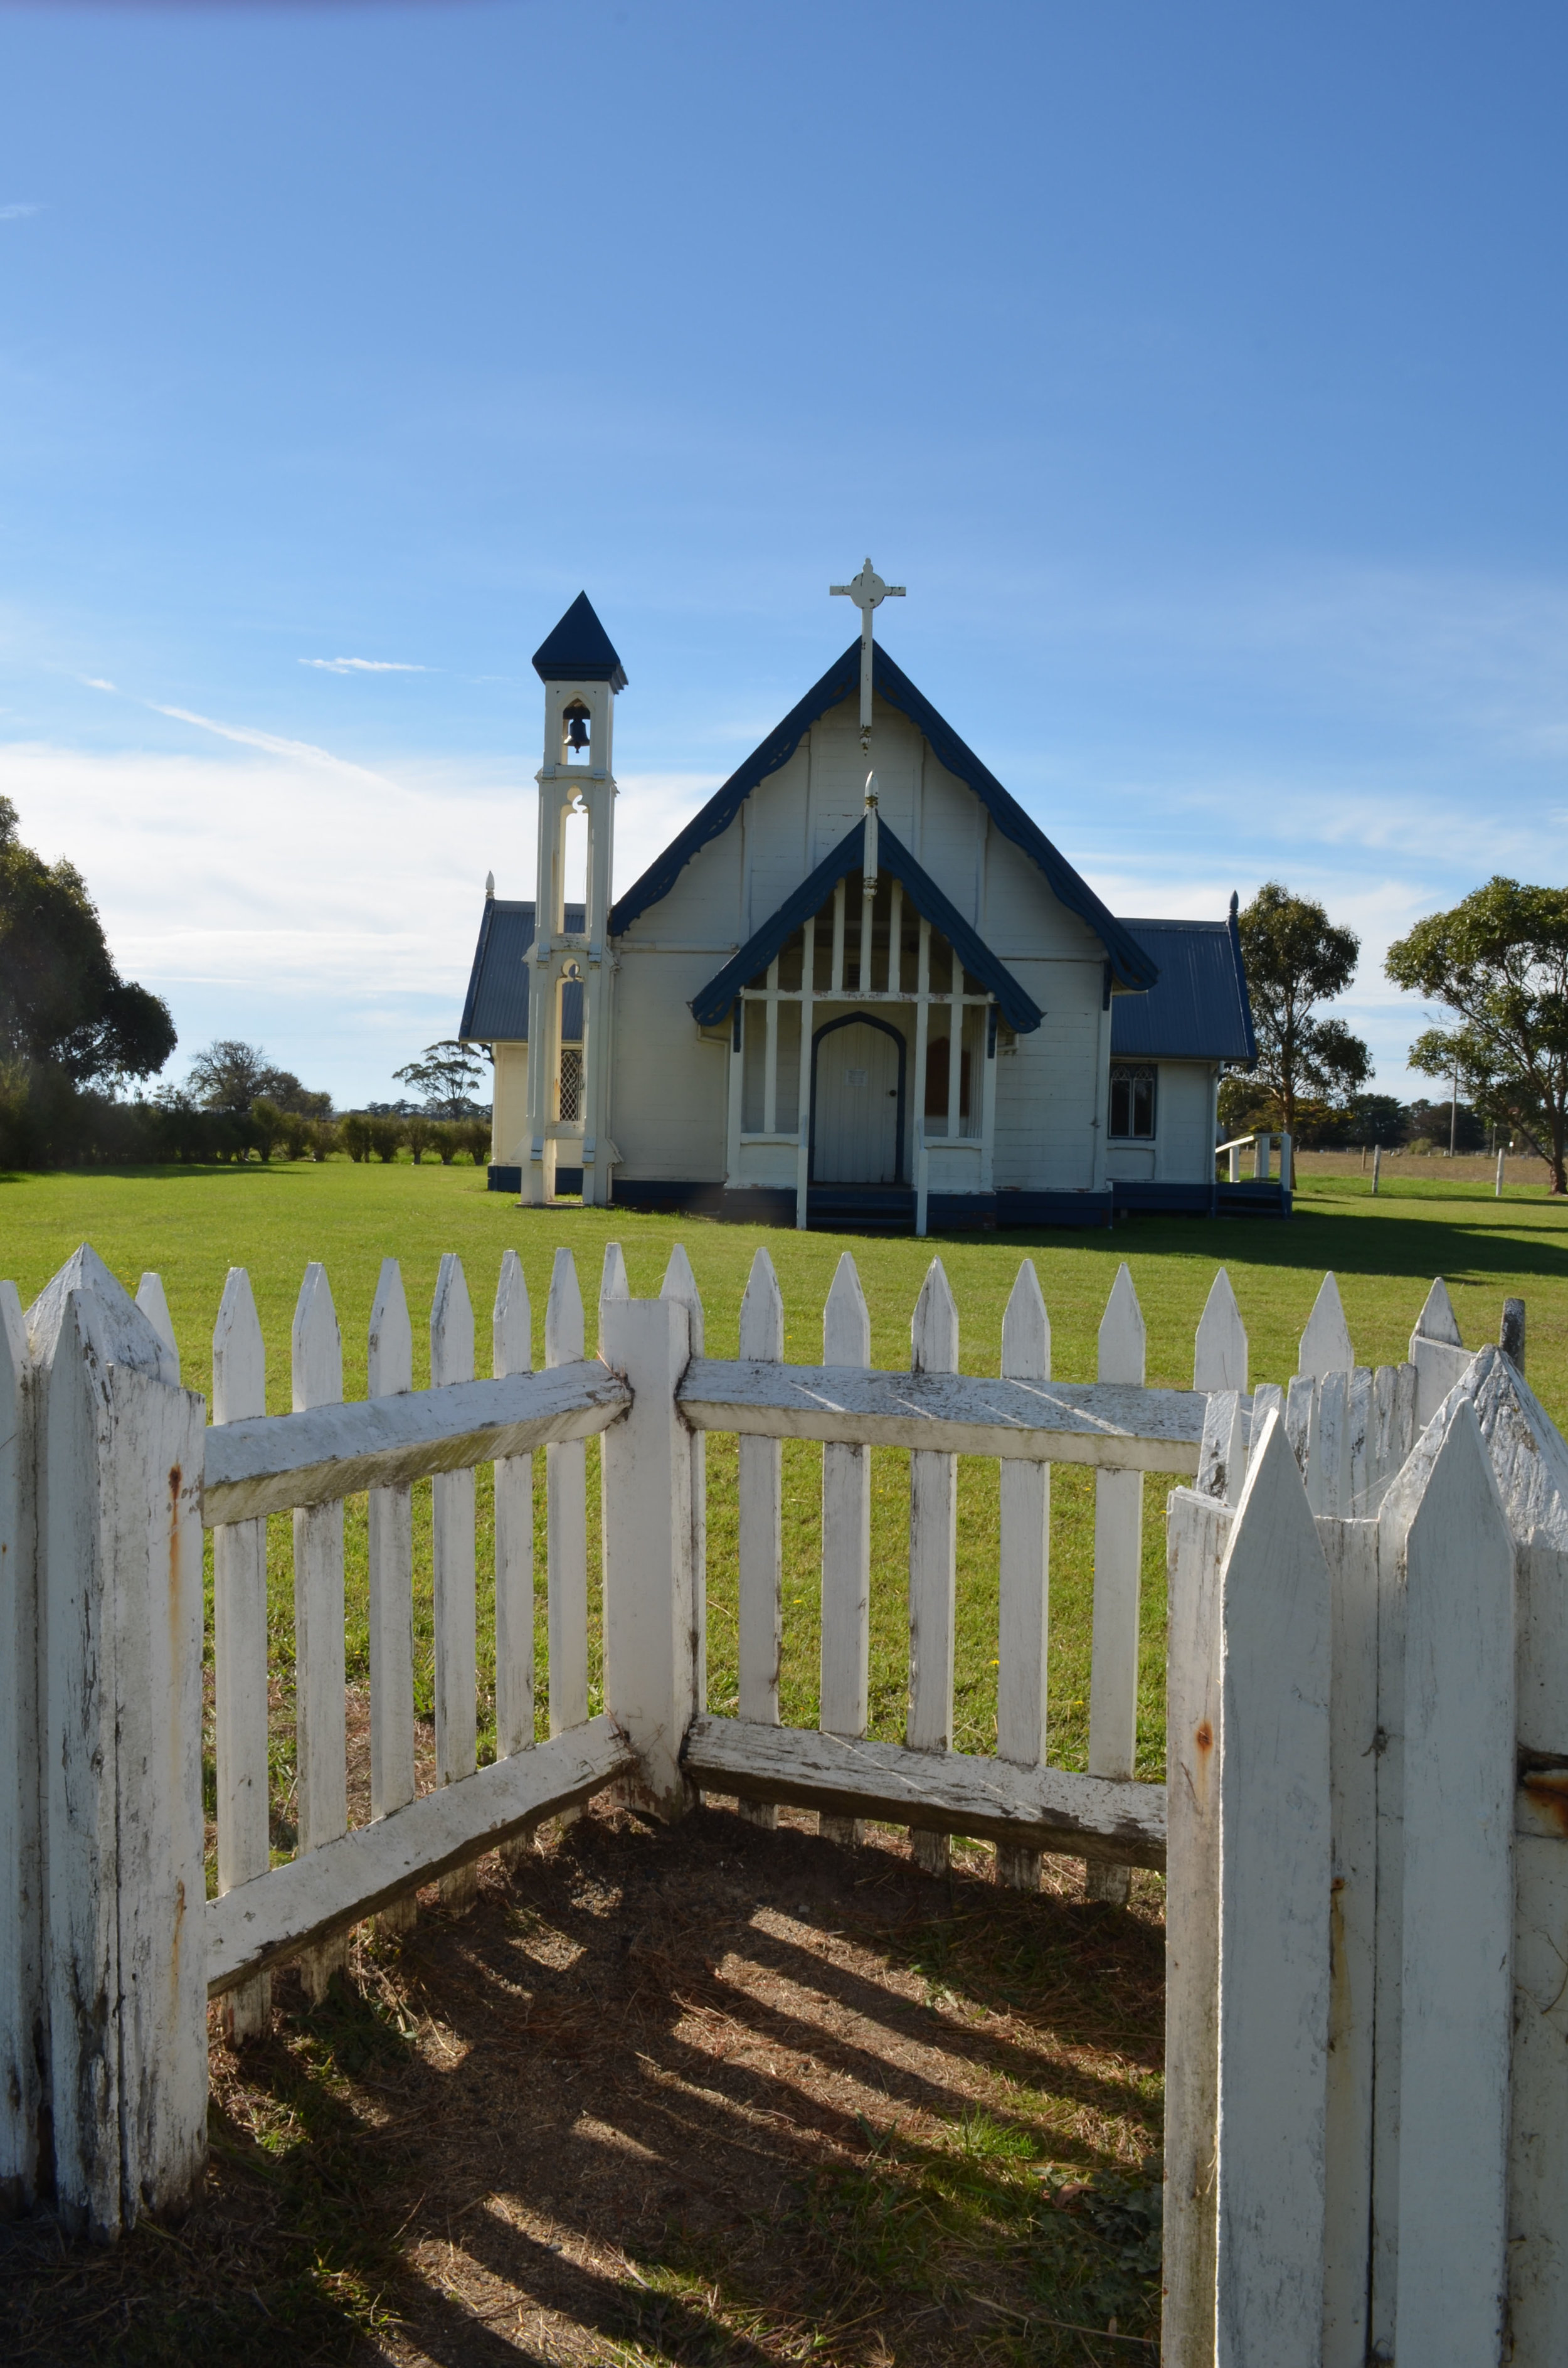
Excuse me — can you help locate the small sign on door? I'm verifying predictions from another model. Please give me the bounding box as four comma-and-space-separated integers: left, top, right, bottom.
845, 1068, 867, 1086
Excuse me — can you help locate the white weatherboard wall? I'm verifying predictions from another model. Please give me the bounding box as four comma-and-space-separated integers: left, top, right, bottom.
490, 1043, 529, 1170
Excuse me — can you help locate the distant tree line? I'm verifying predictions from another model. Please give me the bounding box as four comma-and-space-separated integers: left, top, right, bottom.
1219, 875, 1568, 1191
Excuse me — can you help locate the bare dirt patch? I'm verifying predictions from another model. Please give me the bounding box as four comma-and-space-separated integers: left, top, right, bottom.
1, 1801, 1163, 2367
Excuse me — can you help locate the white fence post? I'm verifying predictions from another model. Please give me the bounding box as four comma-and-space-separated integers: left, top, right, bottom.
996, 1258, 1049, 1889
0, 1280, 40, 2209
545, 1250, 588, 1740
1161, 1482, 1232, 2368
1299, 1270, 1354, 1379
1384, 1398, 1516, 2362
213, 1268, 273, 2036
908, 1258, 959, 1876
292, 1263, 347, 1998
492, 1250, 535, 1870
432, 1254, 478, 1907
367, 1259, 416, 1933
662, 1245, 707, 1719
736, 1248, 783, 1830
29, 1248, 206, 2236
1215, 1409, 1332, 2367
1409, 1275, 1475, 1429
1088, 1262, 1145, 1903
600, 1293, 694, 1818
1194, 1266, 1248, 1394
820, 1254, 871, 1847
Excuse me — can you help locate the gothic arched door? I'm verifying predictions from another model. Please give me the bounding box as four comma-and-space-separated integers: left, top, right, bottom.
809, 1014, 907, 1184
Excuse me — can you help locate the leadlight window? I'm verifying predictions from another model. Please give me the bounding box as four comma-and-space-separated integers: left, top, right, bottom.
1109, 1064, 1157, 1139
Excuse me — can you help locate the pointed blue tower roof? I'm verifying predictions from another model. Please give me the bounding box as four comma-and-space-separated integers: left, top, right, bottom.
531, 592, 627, 693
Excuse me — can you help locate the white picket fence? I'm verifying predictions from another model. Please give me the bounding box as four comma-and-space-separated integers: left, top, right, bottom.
1, 1239, 1560, 2365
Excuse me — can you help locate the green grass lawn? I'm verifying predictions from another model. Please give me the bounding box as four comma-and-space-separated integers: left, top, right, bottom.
5, 1158, 1564, 1822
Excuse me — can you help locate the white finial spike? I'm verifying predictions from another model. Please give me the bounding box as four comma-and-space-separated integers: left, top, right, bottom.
485, 869, 495, 898
824, 1250, 870, 1365
292, 1263, 342, 1411
1098, 1262, 1147, 1385
368, 1258, 413, 1397
911, 1256, 958, 1374
739, 1245, 785, 1361
660, 1241, 705, 1354
494, 1248, 531, 1378
135, 1271, 179, 1382
430, 1253, 474, 1388
1194, 1268, 1248, 1393
1411, 1277, 1463, 1349
1002, 1258, 1050, 1382
212, 1266, 264, 1423
1300, 1272, 1355, 1378
544, 1246, 584, 1367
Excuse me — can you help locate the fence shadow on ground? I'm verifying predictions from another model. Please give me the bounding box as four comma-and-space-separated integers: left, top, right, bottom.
0, 1801, 1164, 2368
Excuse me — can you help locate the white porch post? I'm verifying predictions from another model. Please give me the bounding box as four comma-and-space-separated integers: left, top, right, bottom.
980, 1005, 998, 1190
726, 1003, 743, 1184
796, 917, 815, 1229
913, 918, 931, 1237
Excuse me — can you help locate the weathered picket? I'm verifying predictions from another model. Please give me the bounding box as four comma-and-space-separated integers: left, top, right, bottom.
6, 1222, 1562, 2368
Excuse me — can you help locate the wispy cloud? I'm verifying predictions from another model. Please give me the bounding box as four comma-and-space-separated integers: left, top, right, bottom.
81, 677, 118, 694
149, 701, 395, 787
0, 203, 42, 223
300, 657, 426, 676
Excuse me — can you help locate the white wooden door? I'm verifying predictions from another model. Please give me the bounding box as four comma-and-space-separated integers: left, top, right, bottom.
813, 1021, 903, 1182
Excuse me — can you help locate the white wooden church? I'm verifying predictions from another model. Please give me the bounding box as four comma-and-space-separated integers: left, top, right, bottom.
460, 566, 1261, 1231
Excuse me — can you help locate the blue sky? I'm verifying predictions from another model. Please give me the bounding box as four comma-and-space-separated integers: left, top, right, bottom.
1, 0, 1564, 1107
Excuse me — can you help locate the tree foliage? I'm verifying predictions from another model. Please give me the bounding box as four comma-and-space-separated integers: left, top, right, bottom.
184, 1038, 332, 1118
393, 1039, 487, 1120
1236, 881, 1370, 1131
1385, 876, 1568, 1192
0, 795, 176, 1083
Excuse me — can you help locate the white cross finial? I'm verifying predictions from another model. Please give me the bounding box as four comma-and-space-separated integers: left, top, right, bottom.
830, 556, 905, 742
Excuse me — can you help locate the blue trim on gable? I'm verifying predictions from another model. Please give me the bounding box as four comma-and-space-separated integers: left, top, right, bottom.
687, 816, 1044, 1035
609, 635, 1157, 991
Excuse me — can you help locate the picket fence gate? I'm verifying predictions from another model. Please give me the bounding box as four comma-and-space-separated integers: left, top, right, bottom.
0, 1241, 1560, 2364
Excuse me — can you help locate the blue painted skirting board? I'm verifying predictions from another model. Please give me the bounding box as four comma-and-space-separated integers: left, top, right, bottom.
485, 1165, 583, 1195
494, 1171, 1292, 1224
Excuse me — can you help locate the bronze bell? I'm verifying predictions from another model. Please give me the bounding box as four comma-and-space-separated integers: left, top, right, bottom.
565, 703, 590, 754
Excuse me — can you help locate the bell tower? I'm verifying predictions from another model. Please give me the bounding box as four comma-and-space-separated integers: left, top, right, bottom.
524, 592, 626, 1206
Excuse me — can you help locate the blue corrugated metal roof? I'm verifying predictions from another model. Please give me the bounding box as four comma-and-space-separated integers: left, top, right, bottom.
531, 593, 627, 692
1109, 914, 1256, 1063
608, 638, 1158, 992
690, 818, 1044, 1034
459, 900, 585, 1044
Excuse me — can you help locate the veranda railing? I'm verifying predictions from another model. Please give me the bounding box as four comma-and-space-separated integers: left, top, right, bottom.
1, 1238, 1560, 2365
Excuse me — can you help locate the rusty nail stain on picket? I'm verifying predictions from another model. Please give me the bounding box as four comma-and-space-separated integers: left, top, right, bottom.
1522, 1768, 1568, 1839
1194, 1722, 1213, 1754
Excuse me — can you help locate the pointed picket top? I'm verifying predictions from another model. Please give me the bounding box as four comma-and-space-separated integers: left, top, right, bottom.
739, 1245, 784, 1362
212, 1266, 265, 1424
660, 1242, 705, 1355
599, 1241, 629, 1307
25, 1241, 176, 1383
368, 1259, 413, 1398
430, 1253, 475, 1388
824, 1251, 870, 1366
1194, 1267, 1247, 1394
912, 1257, 959, 1375
1298, 1271, 1354, 1379
544, 1246, 584, 1367
1411, 1275, 1463, 1351
1098, 1261, 1146, 1386
135, 1272, 179, 1381
1438, 1342, 1568, 1552
292, 1263, 342, 1411
493, 1248, 531, 1379
1001, 1258, 1049, 1383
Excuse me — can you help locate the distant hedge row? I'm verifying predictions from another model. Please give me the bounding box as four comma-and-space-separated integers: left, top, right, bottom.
0, 1065, 492, 1170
